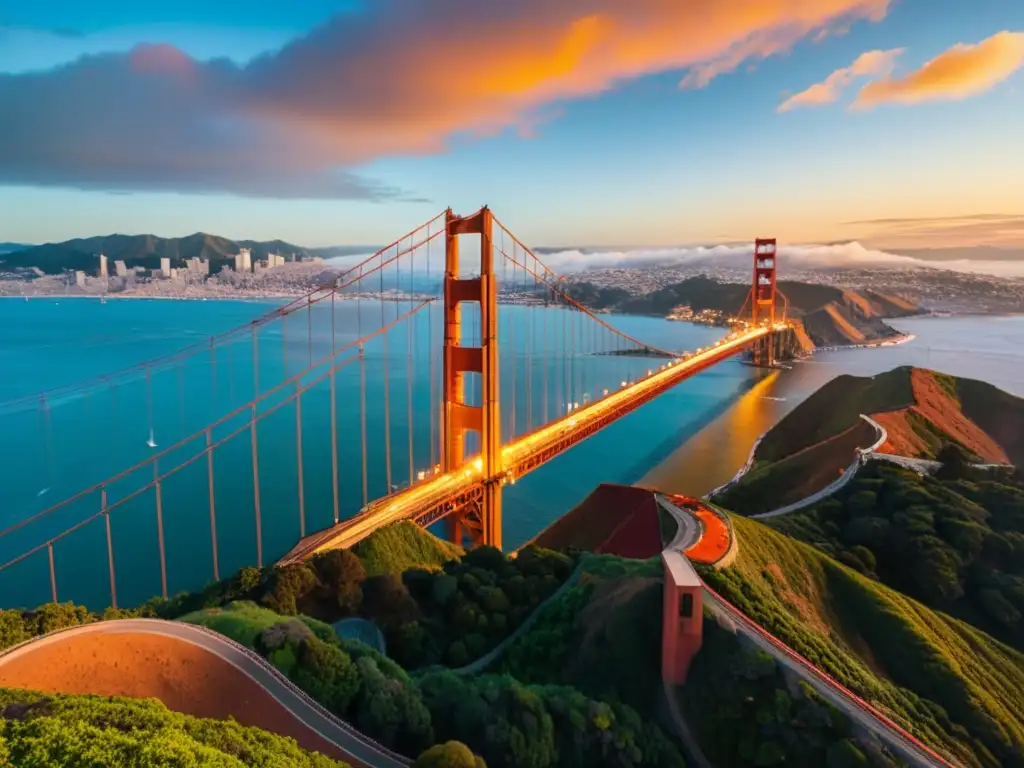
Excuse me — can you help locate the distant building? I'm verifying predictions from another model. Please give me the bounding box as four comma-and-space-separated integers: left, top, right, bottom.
98, 254, 108, 278
114, 260, 128, 278
234, 248, 252, 273
187, 257, 209, 275
160, 257, 171, 278
75, 271, 86, 288
267, 253, 285, 268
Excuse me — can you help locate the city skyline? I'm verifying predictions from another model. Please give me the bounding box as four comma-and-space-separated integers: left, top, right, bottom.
2, 0, 1023, 251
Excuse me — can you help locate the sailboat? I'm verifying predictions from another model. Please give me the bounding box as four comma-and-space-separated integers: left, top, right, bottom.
146, 428, 158, 448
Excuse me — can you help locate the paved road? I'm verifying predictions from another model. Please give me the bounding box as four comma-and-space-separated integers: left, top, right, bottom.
0, 619, 411, 768
655, 494, 704, 550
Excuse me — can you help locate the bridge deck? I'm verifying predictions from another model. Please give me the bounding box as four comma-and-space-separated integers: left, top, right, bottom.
279, 325, 777, 563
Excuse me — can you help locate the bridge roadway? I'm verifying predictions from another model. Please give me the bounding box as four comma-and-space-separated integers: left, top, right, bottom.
280, 325, 778, 564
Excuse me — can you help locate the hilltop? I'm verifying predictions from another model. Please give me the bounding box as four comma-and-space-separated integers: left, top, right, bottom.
0, 232, 324, 275
758, 366, 1024, 466
717, 366, 1024, 514
568, 275, 920, 349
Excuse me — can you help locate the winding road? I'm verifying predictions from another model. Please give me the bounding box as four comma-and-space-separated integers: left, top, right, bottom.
0, 619, 411, 768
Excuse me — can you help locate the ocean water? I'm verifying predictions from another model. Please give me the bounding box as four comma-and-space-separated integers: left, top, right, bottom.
0, 297, 750, 609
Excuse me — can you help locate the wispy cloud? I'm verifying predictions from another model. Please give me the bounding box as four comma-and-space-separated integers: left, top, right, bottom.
0, 0, 893, 199
516, 241, 1024, 279
854, 30, 1024, 108
778, 48, 902, 111
842, 213, 1024, 248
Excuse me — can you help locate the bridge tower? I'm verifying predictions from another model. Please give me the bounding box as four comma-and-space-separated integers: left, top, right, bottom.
751, 238, 777, 367
442, 207, 503, 550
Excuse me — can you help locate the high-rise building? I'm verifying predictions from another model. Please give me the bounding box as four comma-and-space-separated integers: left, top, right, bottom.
160, 257, 171, 278
187, 257, 210, 275
98, 254, 108, 278
75, 271, 86, 288
234, 248, 252, 273
114, 260, 128, 277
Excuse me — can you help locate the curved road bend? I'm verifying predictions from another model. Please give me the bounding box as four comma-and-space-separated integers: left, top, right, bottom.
0, 619, 411, 768
657, 493, 954, 768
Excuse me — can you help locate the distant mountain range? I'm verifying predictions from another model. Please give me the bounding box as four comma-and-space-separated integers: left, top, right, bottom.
0, 233, 386, 275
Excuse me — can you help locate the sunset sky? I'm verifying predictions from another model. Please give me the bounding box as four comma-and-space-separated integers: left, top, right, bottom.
1, 0, 1022, 250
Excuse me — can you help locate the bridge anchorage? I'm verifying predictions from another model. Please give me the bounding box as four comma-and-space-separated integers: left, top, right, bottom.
0, 207, 790, 610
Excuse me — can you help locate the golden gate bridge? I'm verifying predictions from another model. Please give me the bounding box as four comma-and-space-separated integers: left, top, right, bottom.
0, 208, 790, 609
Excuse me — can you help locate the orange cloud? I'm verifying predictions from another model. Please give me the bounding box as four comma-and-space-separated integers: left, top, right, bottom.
854, 30, 1024, 108
1, 0, 895, 198
778, 48, 903, 111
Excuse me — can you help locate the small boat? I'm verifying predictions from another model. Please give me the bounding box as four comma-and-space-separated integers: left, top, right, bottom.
146, 428, 158, 448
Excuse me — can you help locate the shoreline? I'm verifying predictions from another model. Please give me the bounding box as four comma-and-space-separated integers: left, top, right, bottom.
635, 328, 922, 498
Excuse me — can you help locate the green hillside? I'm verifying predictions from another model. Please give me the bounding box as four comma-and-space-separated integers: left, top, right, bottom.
699, 514, 1024, 768
0, 688, 348, 767
352, 521, 464, 577
769, 461, 1024, 650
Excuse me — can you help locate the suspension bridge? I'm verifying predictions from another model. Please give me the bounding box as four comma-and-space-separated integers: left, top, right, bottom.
0, 208, 790, 610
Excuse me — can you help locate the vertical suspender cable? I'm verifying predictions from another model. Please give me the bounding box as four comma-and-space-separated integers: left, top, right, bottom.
330, 285, 340, 525
358, 266, 368, 506
295, 379, 306, 538
154, 460, 167, 599
406, 243, 415, 486
206, 427, 219, 582
382, 245, 392, 493
428, 229, 437, 471
524, 243, 533, 432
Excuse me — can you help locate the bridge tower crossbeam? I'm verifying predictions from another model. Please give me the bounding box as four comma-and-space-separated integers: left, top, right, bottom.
442, 207, 502, 550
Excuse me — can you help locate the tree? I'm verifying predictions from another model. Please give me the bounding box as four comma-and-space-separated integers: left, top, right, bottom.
312, 549, 366, 614
290, 637, 360, 715
936, 443, 972, 481
415, 742, 487, 768
362, 574, 422, 630
262, 564, 320, 615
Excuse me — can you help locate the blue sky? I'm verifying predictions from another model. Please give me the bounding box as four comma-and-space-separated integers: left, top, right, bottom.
1, 0, 1022, 249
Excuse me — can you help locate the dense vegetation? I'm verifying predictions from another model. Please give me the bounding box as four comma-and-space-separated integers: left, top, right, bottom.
769, 460, 1024, 649
0, 687, 349, 767
699, 514, 1024, 768
375, 542, 578, 669
679, 620, 894, 767
1, 523, 572, 672
499, 555, 664, 715
0, 526, 684, 767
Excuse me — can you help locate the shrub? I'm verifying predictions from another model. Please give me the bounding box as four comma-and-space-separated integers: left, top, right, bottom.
415, 741, 487, 768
